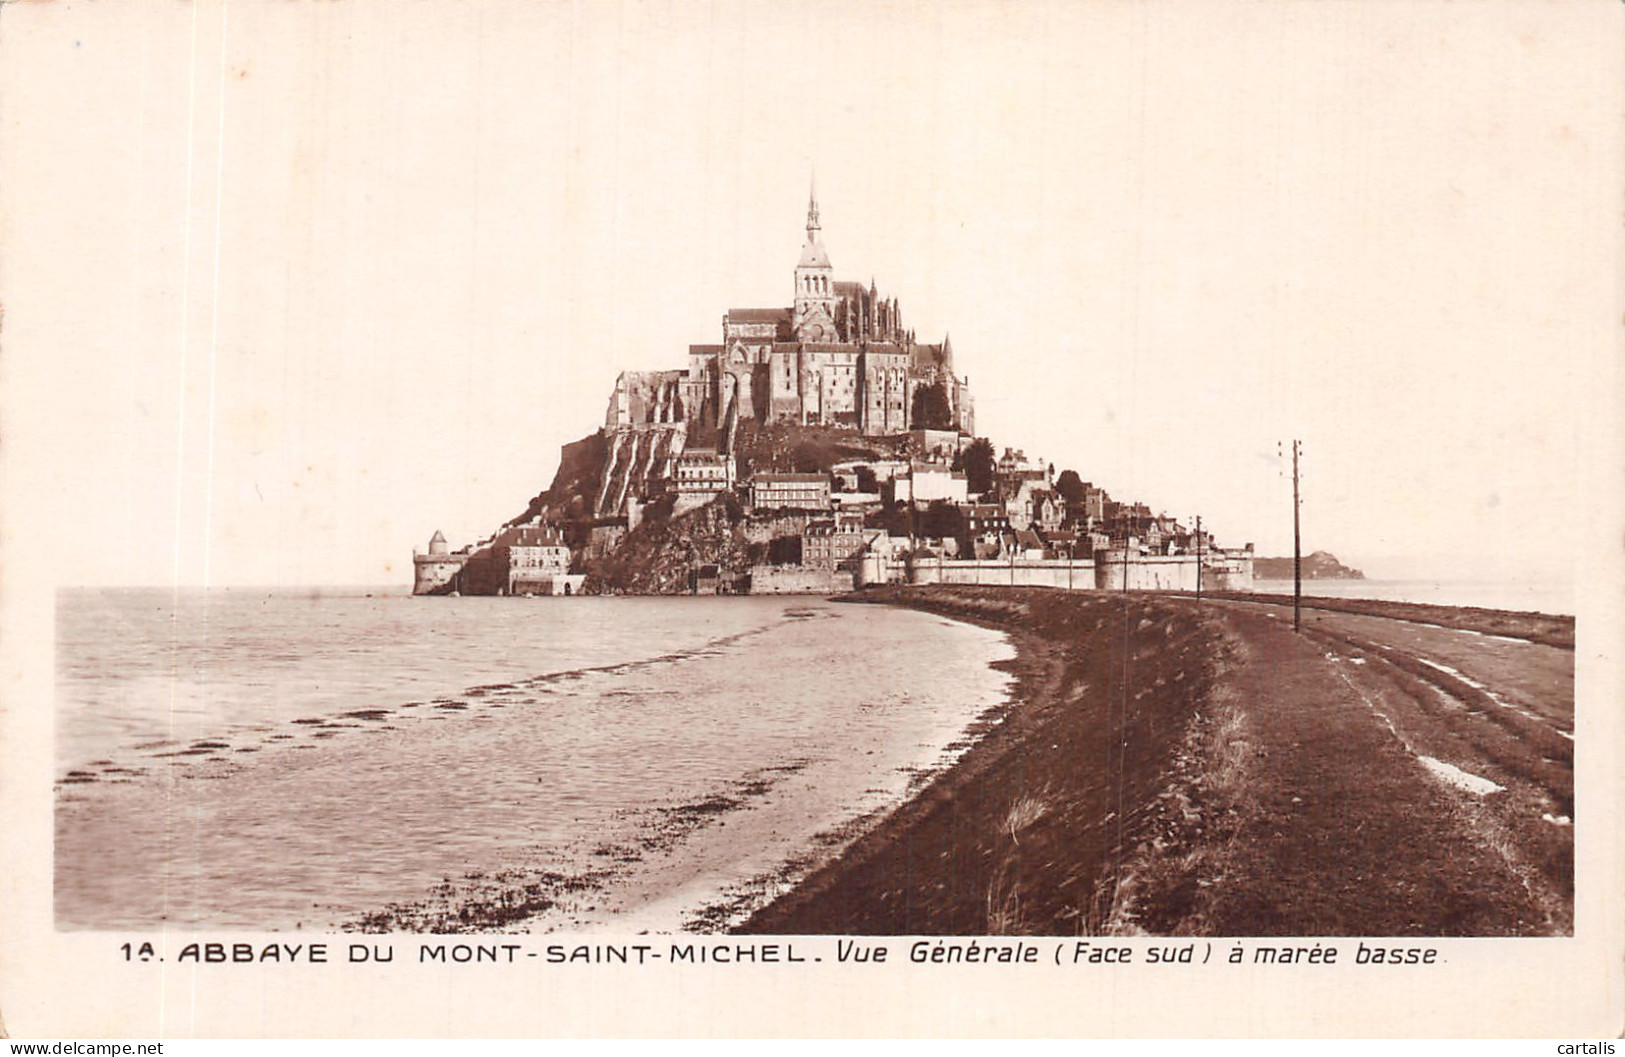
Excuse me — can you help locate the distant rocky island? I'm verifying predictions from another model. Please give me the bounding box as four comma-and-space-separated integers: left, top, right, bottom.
412, 187, 1255, 597
1253, 550, 1364, 580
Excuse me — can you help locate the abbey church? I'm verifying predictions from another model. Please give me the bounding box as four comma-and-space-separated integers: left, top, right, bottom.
605, 189, 975, 440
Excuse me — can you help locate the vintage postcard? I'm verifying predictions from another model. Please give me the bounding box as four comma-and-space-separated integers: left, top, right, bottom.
1, 0, 1620, 1039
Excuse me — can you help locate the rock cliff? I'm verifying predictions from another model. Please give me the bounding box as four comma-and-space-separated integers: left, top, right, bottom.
1253, 550, 1364, 580
584, 494, 755, 594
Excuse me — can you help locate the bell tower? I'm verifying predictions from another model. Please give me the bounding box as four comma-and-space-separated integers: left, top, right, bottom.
793, 179, 837, 343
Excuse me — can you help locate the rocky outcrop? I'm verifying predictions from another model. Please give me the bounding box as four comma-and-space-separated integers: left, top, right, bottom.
594, 425, 686, 517
506, 432, 609, 527
584, 495, 756, 594
1253, 550, 1364, 580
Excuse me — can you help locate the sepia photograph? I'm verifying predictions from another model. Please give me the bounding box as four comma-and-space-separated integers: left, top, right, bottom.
2, 0, 1620, 1039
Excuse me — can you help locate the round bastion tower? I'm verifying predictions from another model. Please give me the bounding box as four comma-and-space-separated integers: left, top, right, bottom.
412, 529, 466, 595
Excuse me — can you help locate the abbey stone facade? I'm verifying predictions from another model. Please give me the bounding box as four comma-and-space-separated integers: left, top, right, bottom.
605, 190, 975, 440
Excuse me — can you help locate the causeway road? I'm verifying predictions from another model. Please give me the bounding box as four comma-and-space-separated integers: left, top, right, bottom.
744, 586, 1575, 937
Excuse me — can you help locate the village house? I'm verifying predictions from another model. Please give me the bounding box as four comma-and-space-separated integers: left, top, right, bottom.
961, 502, 1009, 541
900, 463, 969, 505
995, 448, 1049, 485
1008, 527, 1047, 560
830, 491, 883, 514
673, 448, 737, 509
909, 428, 968, 465
493, 524, 576, 595
1075, 483, 1108, 525
1005, 478, 1065, 534
800, 510, 875, 573
749, 472, 832, 512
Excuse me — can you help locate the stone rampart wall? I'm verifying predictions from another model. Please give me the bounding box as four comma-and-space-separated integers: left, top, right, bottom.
1093, 554, 1200, 592
909, 558, 1096, 590
747, 566, 851, 594
903, 555, 1250, 593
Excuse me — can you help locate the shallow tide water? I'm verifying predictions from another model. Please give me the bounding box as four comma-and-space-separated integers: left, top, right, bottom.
55, 590, 1014, 932
1248, 577, 1573, 616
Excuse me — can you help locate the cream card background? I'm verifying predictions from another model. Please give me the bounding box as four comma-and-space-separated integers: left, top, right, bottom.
1, 0, 1620, 1037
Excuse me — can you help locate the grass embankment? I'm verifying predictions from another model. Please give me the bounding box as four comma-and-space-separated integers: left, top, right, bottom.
742, 586, 1231, 934
741, 585, 1567, 936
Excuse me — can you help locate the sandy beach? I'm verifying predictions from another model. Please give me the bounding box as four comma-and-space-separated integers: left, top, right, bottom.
743, 585, 1574, 936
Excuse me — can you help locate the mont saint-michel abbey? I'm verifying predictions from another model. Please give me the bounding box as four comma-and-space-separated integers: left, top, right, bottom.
413, 186, 1254, 597
606, 190, 974, 442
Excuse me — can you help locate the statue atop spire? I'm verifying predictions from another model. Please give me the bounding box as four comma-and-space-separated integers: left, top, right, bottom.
806, 174, 821, 244
796, 172, 831, 271
794, 172, 835, 341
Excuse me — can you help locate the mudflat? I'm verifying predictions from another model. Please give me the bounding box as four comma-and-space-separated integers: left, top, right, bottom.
741, 585, 1573, 937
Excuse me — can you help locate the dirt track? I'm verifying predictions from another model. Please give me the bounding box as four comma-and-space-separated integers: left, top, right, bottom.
740, 586, 1574, 937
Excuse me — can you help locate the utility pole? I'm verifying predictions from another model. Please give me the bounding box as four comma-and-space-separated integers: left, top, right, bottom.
1194, 514, 1202, 603
1291, 439, 1302, 633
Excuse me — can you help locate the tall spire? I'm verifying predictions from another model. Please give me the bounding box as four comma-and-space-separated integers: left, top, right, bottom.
806, 173, 821, 244
796, 171, 831, 270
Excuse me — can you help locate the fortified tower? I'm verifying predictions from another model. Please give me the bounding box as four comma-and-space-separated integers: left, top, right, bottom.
412, 529, 467, 594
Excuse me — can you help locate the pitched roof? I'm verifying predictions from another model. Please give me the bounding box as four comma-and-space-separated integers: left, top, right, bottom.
798, 240, 831, 268
727, 308, 791, 323
909, 343, 946, 369
754, 473, 829, 484
494, 525, 566, 547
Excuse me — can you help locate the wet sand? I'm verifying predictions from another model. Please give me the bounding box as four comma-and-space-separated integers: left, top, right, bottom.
742, 586, 1574, 936
55, 599, 1014, 932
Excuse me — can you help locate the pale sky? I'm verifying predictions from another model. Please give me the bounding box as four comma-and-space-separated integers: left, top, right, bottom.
3, 0, 1619, 587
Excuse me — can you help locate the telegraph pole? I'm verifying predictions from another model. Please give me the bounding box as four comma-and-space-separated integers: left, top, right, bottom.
1194, 514, 1202, 603
1291, 439, 1302, 633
